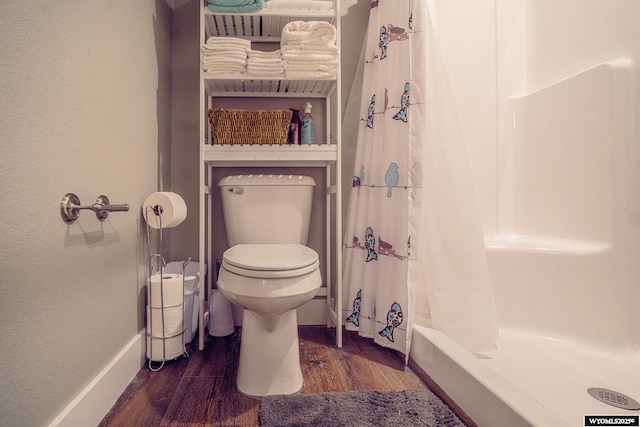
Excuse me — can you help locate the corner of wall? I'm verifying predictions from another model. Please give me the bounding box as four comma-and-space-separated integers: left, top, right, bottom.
48, 331, 146, 427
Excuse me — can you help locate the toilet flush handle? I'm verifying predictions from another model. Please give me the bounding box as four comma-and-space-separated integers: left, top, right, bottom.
227, 187, 244, 195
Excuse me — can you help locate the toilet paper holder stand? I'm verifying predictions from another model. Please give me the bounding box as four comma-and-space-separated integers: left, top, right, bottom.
60, 193, 130, 223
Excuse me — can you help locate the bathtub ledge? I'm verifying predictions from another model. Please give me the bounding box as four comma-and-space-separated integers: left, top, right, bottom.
410, 325, 566, 427
484, 235, 610, 255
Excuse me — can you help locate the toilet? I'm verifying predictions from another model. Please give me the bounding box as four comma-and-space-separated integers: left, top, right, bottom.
217, 174, 322, 397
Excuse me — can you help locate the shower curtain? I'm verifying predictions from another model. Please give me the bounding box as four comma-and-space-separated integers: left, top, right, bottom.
343, 0, 498, 356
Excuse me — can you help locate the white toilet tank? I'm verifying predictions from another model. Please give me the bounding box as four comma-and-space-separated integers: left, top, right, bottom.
219, 174, 316, 246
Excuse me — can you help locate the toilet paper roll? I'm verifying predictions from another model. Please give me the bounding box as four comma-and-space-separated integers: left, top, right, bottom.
146, 335, 184, 361
143, 192, 187, 229
146, 305, 184, 337
148, 273, 183, 308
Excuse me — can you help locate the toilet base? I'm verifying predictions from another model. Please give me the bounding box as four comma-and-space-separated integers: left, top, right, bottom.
237, 309, 303, 397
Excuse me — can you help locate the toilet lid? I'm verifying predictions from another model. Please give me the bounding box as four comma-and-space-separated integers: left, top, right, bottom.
223, 244, 319, 277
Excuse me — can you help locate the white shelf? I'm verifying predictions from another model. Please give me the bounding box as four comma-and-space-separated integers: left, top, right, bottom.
203, 7, 335, 41
198, 0, 343, 350
203, 144, 337, 166
204, 74, 336, 97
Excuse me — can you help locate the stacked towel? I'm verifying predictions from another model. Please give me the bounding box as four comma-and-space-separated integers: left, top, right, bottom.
201, 37, 251, 74
265, 0, 333, 11
247, 49, 284, 76
280, 21, 339, 79
281, 20, 336, 46
207, 0, 264, 13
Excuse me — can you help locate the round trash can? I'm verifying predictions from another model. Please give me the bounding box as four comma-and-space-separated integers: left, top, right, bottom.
208, 288, 235, 336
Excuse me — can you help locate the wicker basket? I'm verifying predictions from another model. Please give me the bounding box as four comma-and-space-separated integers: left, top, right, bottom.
208, 108, 293, 145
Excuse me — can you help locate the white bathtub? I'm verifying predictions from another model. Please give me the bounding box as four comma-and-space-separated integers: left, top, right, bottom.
411, 237, 640, 425
410, 60, 640, 426
410, 323, 640, 426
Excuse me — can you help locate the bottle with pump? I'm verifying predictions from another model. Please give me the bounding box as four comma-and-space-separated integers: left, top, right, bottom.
300, 102, 315, 145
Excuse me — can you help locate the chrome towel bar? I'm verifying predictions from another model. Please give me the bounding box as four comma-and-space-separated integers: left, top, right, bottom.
60, 193, 130, 223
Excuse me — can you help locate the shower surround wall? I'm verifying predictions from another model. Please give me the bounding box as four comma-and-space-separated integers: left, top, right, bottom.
411, 0, 640, 426
491, 59, 635, 347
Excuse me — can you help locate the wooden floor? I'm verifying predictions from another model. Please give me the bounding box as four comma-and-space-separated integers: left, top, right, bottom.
99, 327, 441, 427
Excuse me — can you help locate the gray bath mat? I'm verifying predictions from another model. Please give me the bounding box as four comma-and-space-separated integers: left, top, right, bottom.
259, 389, 466, 427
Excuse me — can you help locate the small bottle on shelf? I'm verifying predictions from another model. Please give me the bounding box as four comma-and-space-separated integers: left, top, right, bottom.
288, 109, 301, 144
300, 102, 315, 145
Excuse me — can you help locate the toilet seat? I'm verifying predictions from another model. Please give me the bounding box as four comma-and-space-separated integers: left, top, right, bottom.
222, 244, 319, 279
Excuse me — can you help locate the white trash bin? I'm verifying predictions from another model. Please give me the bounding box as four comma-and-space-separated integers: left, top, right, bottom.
208, 288, 235, 337
165, 261, 204, 344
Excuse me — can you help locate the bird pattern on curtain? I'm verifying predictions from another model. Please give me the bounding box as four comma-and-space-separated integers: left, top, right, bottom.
343, 0, 422, 355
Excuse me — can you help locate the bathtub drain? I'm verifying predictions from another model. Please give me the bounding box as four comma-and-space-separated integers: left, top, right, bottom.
588, 388, 640, 410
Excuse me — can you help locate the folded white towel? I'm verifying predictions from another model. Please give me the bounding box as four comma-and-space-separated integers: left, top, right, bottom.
201, 45, 250, 55
281, 21, 336, 47
203, 59, 247, 68
248, 49, 282, 58
205, 36, 251, 48
203, 60, 247, 68
246, 49, 283, 74
265, 0, 333, 10
281, 44, 338, 55
203, 68, 248, 74
248, 54, 281, 61
203, 57, 247, 67
247, 65, 284, 75
283, 60, 338, 72
205, 68, 247, 75
203, 62, 248, 75
282, 52, 337, 62
281, 39, 335, 48
247, 62, 283, 69
202, 50, 248, 60
248, 57, 283, 66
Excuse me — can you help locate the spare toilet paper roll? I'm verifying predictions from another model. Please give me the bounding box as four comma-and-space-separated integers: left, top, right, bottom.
146, 335, 184, 361
148, 273, 183, 308
143, 192, 187, 229
146, 305, 184, 337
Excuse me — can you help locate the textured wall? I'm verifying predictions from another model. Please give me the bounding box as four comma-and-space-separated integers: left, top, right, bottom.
169, 0, 200, 262
0, 1, 173, 425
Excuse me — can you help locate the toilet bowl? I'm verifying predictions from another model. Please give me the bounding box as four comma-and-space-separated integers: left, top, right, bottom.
218, 243, 321, 397
217, 174, 321, 396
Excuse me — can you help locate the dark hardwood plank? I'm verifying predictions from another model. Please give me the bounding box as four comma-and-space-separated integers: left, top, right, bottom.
328, 330, 401, 391
210, 332, 261, 426
100, 326, 432, 427
98, 354, 190, 427
345, 330, 426, 391
160, 376, 220, 426
183, 333, 233, 378
299, 327, 350, 393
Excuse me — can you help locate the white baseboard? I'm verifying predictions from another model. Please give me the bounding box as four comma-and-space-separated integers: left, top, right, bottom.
48, 329, 146, 427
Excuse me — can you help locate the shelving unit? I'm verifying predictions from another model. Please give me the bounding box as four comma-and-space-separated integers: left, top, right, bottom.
197, 0, 343, 350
